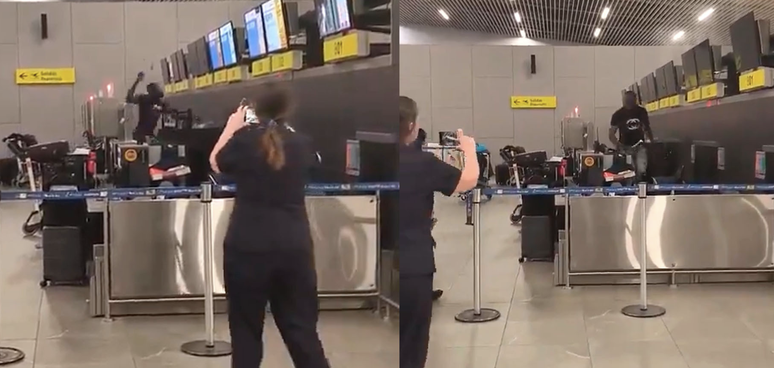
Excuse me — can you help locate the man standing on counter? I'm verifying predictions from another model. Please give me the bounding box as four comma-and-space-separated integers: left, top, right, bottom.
126, 71, 165, 143
609, 91, 654, 182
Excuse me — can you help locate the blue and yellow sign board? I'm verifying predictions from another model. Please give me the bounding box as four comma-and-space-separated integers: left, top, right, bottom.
15, 68, 76, 85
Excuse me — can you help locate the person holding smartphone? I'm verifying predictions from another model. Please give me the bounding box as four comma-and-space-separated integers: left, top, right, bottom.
209, 85, 330, 368
399, 96, 480, 368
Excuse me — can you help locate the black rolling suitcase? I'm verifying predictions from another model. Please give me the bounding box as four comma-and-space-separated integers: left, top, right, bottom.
41, 226, 86, 287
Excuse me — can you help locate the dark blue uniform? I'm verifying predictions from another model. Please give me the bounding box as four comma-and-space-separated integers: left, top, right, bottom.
399, 144, 461, 368
216, 124, 329, 368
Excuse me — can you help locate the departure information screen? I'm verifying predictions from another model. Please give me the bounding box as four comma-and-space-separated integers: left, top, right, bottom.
261, 0, 288, 53
219, 23, 237, 66
244, 8, 268, 57
317, 0, 352, 37
207, 30, 223, 70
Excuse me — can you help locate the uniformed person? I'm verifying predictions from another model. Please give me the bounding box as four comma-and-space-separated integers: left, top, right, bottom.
209, 84, 330, 368
399, 96, 480, 368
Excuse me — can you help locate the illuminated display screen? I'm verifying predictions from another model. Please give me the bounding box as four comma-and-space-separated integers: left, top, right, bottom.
261, 0, 288, 53
244, 8, 268, 57
317, 0, 352, 37
219, 22, 237, 67
207, 30, 223, 70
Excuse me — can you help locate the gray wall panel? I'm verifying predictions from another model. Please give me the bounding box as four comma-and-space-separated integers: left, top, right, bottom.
176, 2, 230, 44
0, 44, 20, 124
0, 3, 18, 45
123, 2, 178, 84
72, 3, 124, 44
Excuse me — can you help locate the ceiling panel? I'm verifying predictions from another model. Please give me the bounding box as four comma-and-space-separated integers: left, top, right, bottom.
399, 0, 774, 46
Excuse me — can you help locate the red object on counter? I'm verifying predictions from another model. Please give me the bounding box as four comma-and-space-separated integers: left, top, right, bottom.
87, 151, 96, 175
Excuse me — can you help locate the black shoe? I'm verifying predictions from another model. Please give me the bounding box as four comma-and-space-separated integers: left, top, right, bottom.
432, 289, 443, 301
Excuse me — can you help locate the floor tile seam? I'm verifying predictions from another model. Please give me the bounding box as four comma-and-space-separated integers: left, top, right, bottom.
493, 264, 521, 366
32, 289, 42, 368
580, 285, 595, 368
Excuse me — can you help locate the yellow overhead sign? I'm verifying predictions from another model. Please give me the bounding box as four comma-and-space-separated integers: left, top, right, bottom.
15, 68, 75, 85
510, 96, 557, 109
739, 69, 765, 92
323, 33, 360, 63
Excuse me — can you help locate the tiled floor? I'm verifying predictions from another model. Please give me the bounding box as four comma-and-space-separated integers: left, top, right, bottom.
427, 194, 774, 368
0, 201, 397, 368
4, 194, 774, 368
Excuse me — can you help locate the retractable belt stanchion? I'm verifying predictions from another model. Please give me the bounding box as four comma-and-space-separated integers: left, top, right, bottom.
455, 187, 501, 323
621, 182, 666, 318
181, 182, 233, 357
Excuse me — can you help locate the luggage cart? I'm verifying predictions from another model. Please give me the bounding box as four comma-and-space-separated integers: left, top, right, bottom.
3, 134, 43, 236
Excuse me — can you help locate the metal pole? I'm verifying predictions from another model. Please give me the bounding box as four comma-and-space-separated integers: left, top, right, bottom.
622, 182, 666, 318
563, 191, 571, 289
181, 182, 232, 357
455, 188, 501, 323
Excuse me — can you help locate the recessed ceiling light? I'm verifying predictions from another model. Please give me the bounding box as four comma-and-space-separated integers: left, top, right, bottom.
593, 27, 601, 38
438, 9, 450, 20
601, 7, 610, 20
672, 31, 685, 41
519, 29, 527, 38
514, 12, 522, 23
698, 8, 715, 21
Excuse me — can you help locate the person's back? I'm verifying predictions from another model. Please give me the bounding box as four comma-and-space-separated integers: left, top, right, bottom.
218, 125, 314, 252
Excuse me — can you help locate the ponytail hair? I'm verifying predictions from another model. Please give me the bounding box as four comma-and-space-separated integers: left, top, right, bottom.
254, 83, 292, 170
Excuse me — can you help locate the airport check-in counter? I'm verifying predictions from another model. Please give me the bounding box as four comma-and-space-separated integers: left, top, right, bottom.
555, 194, 774, 285
89, 194, 380, 317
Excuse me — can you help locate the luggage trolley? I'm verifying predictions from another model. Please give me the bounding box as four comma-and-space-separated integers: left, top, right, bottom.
2, 134, 45, 236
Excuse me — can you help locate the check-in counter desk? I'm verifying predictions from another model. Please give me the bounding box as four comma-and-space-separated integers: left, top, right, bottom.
557, 194, 774, 285
90, 195, 379, 317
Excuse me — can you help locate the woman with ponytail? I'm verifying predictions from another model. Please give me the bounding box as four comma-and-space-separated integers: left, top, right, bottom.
209, 84, 330, 368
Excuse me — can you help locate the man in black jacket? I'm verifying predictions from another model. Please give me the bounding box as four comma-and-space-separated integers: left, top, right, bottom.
609, 91, 653, 181
126, 72, 165, 143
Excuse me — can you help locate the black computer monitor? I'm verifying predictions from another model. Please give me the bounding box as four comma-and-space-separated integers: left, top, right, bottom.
695, 39, 715, 85
245, 6, 268, 58
639, 76, 650, 102
663, 61, 679, 96
170, 52, 181, 82
219, 22, 238, 67
730, 11, 762, 73
315, 0, 354, 37
681, 47, 699, 90
176, 50, 189, 80
261, 0, 290, 53
654, 66, 666, 99
196, 36, 211, 74
186, 42, 199, 76
207, 29, 224, 70
160, 58, 171, 84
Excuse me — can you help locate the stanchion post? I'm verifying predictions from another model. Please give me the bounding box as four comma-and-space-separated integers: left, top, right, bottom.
181, 182, 232, 357
455, 188, 501, 323
563, 191, 571, 289
621, 182, 666, 318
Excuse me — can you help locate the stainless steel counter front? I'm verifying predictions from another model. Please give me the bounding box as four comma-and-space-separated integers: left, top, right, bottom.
96, 195, 379, 316
567, 195, 774, 279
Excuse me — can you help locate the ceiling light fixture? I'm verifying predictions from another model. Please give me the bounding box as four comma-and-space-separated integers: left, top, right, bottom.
438, 9, 450, 20
672, 30, 685, 41
601, 7, 610, 20
593, 27, 601, 38
520, 29, 527, 38
514, 12, 522, 23
697, 8, 715, 21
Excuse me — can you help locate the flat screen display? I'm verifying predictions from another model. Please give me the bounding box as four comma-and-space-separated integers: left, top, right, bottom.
220, 22, 238, 67
261, 0, 289, 53
681, 48, 699, 90
170, 52, 181, 82
196, 36, 211, 74
186, 42, 199, 76
639, 76, 649, 102
316, 0, 353, 37
177, 50, 188, 80
245, 7, 268, 58
168, 58, 176, 82
646, 73, 657, 102
207, 30, 224, 70
695, 39, 714, 85
654, 66, 665, 99
730, 12, 762, 72
663, 61, 679, 96
160, 58, 171, 84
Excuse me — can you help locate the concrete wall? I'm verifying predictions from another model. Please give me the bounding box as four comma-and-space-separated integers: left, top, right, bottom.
0, 0, 315, 149
398, 26, 709, 158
